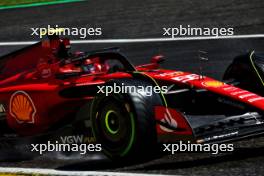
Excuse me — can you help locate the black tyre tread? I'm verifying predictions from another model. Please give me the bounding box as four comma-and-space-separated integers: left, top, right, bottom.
91, 78, 164, 161
223, 53, 263, 95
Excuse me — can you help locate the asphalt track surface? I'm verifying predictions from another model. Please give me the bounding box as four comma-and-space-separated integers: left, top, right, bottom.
1, 0, 264, 175
0, 0, 264, 41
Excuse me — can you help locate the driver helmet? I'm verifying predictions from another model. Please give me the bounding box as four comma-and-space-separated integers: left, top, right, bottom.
82, 57, 109, 73
82, 58, 96, 73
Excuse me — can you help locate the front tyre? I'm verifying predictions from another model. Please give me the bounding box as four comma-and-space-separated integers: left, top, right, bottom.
91, 78, 163, 162
223, 52, 264, 95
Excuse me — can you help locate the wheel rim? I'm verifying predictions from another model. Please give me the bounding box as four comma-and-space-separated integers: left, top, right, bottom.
105, 110, 120, 135
92, 98, 136, 157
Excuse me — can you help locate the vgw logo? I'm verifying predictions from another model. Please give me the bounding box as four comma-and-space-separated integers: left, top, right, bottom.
60, 135, 96, 144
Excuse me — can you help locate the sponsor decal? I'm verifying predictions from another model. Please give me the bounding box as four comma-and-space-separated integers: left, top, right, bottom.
159, 71, 184, 77
172, 74, 200, 83
231, 90, 248, 95
223, 86, 264, 103
0, 104, 5, 113
160, 109, 178, 132
248, 97, 264, 102
197, 131, 238, 143
202, 80, 225, 87
41, 68, 52, 78
37, 58, 52, 78
10, 91, 36, 123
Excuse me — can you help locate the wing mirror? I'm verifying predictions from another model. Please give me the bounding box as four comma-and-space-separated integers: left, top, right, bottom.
151, 55, 165, 64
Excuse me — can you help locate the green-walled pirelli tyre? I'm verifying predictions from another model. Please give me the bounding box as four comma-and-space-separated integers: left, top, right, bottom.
90, 78, 164, 161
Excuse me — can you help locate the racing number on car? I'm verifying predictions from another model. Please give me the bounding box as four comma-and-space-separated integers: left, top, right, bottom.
9, 91, 36, 123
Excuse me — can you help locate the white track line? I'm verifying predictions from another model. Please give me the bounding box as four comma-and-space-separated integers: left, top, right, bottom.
0, 167, 176, 176
0, 34, 264, 46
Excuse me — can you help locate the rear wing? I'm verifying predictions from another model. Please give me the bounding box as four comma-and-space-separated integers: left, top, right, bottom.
0, 42, 43, 79
0, 37, 68, 80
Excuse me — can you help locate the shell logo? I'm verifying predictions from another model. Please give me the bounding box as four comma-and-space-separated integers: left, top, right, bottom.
10, 91, 36, 123
202, 80, 225, 88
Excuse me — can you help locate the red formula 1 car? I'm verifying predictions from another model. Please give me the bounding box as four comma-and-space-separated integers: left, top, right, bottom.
0, 36, 264, 161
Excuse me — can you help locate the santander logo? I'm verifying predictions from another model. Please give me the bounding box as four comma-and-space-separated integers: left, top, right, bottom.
160, 109, 178, 132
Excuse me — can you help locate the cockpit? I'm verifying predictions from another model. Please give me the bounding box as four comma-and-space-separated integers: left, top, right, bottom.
56, 51, 136, 78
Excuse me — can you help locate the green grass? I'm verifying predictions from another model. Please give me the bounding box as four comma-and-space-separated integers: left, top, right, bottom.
0, 0, 58, 6
0, 0, 84, 9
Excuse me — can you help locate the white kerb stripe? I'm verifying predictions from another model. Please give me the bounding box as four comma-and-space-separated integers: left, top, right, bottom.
0, 167, 178, 176
0, 34, 264, 46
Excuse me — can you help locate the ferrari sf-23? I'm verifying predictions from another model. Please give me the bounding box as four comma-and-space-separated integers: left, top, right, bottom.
0, 35, 263, 161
